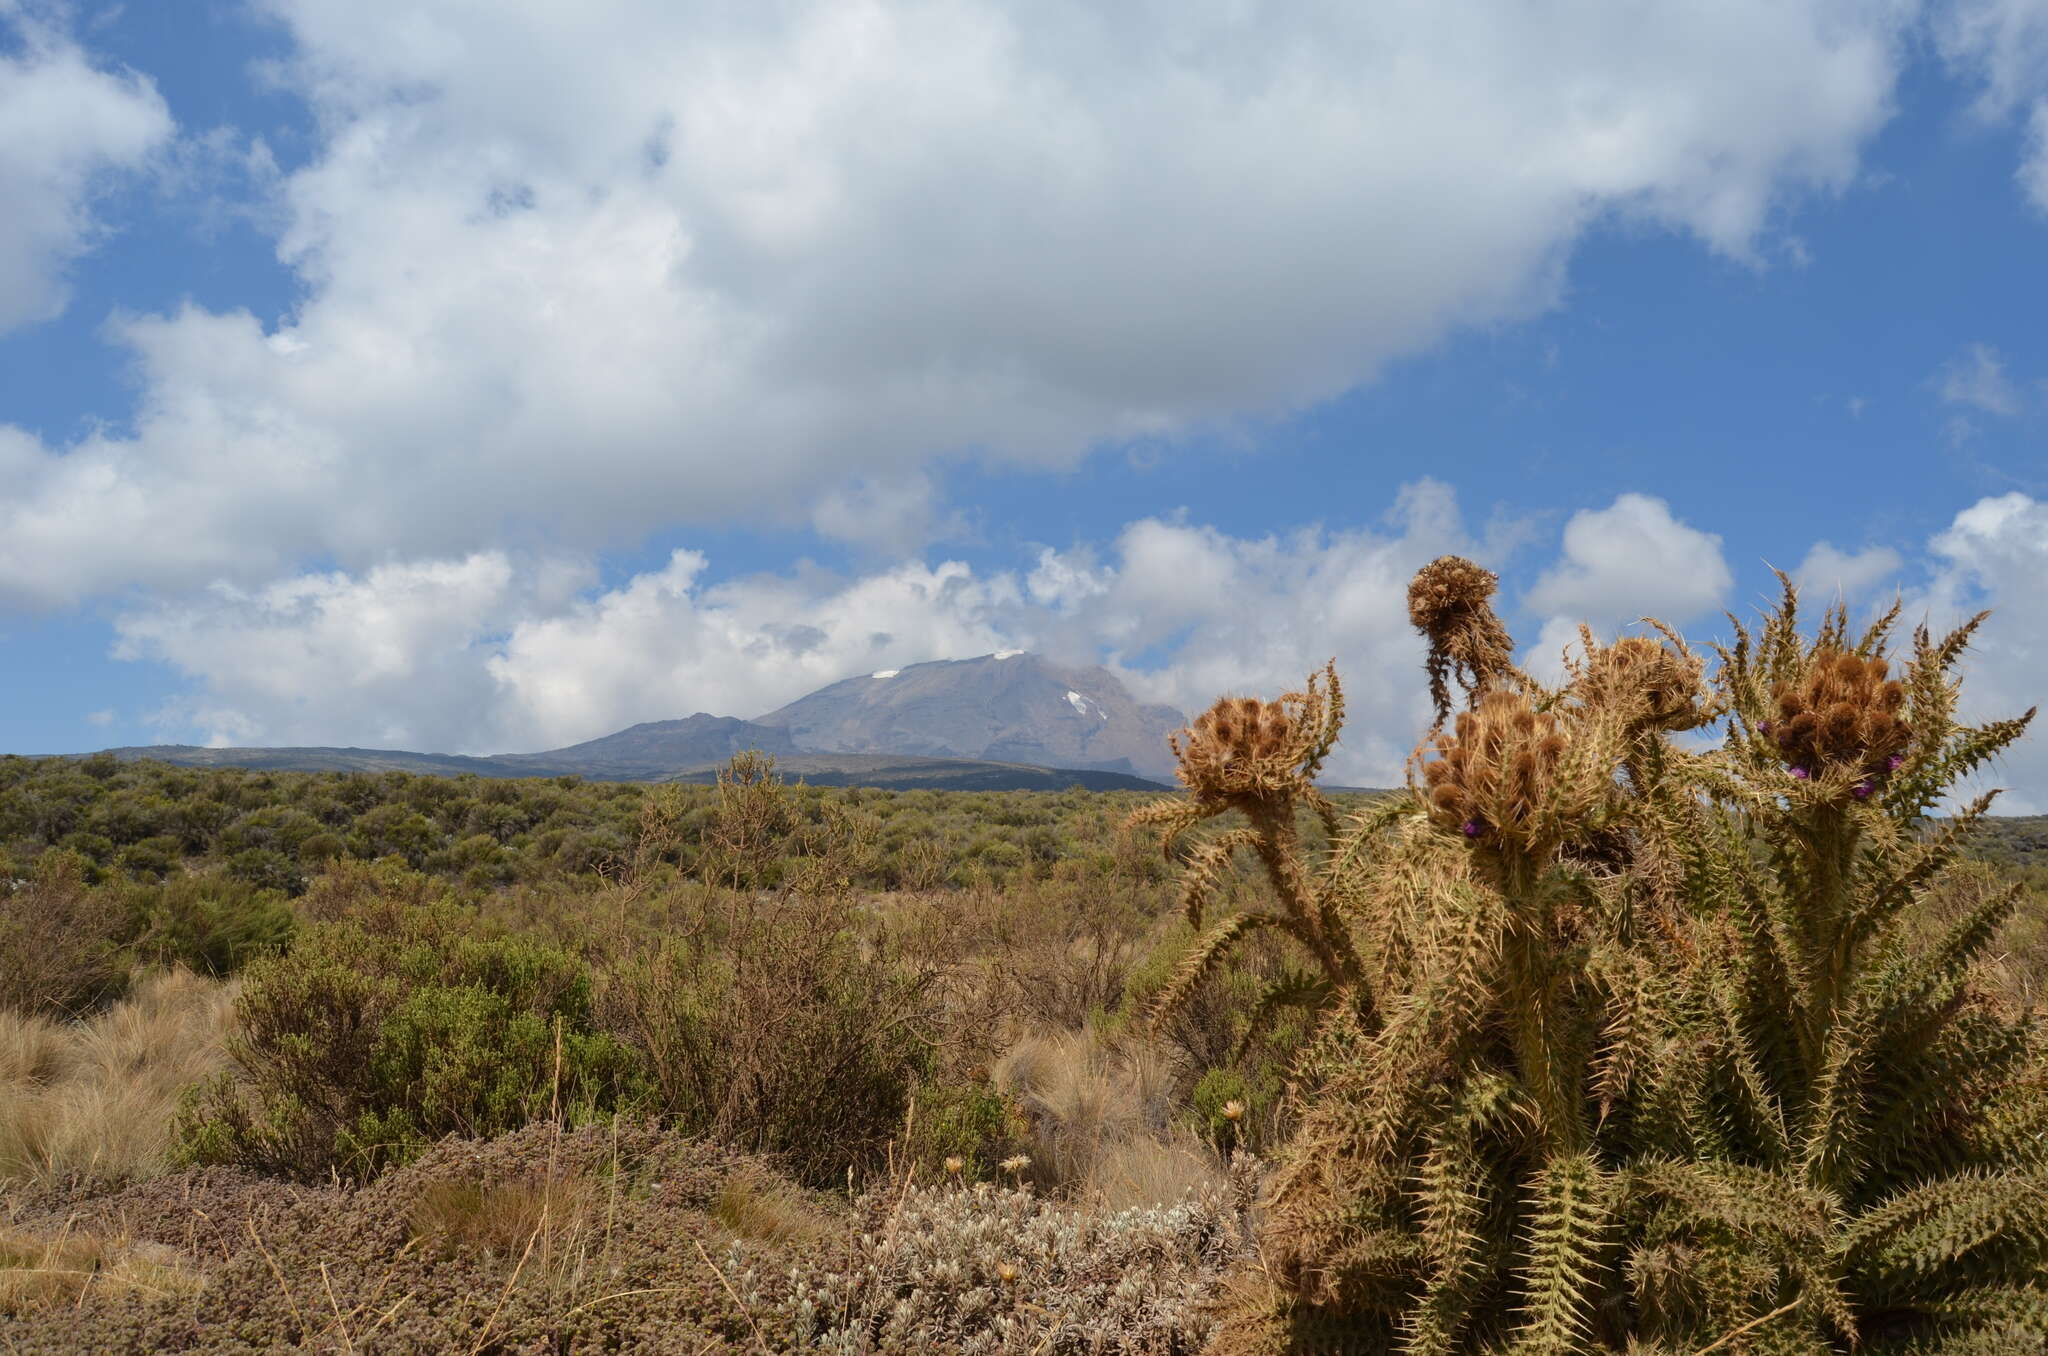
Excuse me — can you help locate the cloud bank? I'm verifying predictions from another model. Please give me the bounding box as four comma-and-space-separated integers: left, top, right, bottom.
4, 0, 1916, 605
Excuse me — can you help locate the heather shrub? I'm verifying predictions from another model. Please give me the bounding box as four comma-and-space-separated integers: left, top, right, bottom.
121, 872, 296, 976
177, 897, 642, 1180
599, 885, 938, 1187
0, 852, 128, 1015
1142, 562, 2048, 1353
899, 1078, 1026, 1181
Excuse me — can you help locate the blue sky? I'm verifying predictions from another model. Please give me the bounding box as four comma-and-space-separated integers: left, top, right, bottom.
3, 0, 2047, 803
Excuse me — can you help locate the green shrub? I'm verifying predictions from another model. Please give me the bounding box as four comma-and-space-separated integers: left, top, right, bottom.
122, 873, 296, 977
901, 1079, 1025, 1180
177, 898, 642, 1180
601, 887, 937, 1187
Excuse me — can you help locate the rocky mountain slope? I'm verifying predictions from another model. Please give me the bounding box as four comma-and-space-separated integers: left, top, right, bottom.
756, 652, 1185, 781
89, 652, 1187, 790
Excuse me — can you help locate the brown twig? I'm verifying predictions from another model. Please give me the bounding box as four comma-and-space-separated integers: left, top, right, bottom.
694, 1238, 772, 1356
1691, 1298, 1804, 1356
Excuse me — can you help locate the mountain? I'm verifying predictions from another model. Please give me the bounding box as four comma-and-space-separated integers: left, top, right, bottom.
96, 745, 515, 778
652, 753, 1163, 792
755, 652, 1186, 780
84, 652, 1188, 791
493, 714, 801, 777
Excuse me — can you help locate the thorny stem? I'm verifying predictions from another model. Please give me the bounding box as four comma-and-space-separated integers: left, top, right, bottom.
1248, 802, 1359, 992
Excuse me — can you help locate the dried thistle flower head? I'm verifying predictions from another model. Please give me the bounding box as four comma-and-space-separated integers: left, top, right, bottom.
1573, 633, 1709, 733
1408, 556, 1520, 728
996, 1261, 1019, 1285
1001, 1154, 1032, 1176
1221, 1100, 1245, 1122
943, 1155, 964, 1176
1768, 647, 1911, 791
1167, 664, 1342, 813
1417, 689, 1576, 857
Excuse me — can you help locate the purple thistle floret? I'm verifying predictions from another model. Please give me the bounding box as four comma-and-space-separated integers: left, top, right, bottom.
1758, 720, 1773, 735
1790, 766, 1810, 780
1461, 819, 1483, 838
1853, 781, 1874, 800
1887, 754, 1904, 771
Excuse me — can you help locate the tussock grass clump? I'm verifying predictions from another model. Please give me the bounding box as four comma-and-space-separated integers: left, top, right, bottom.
0, 968, 233, 1189
0, 1223, 201, 1316
1138, 562, 2047, 1354
995, 1029, 1222, 1209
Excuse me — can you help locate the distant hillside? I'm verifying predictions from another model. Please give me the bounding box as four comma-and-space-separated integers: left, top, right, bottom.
757, 652, 1186, 780
97, 742, 1165, 792
1971, 814, 2048, 869
494, 715, 801, 777
99, 745, 513, 778
654, 753, 1164, 792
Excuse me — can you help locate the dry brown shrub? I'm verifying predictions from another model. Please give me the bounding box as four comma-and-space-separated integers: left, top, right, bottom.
599, 885, 940, 1187
0, 1121, 814, 1353
0, 858, 127, 1017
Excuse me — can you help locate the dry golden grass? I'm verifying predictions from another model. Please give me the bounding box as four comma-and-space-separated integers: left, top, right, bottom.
0, 1222, 203, 1315
0, 968, 235, 1188
712, 1170, 830, 1246
993, 1029, 1221, 1207
409, 1169, 597, 1258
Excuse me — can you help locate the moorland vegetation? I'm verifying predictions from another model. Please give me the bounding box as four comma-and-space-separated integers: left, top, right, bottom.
1, 561, 2044, 1353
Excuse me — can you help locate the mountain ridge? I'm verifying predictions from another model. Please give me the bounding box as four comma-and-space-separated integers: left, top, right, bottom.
80, 651, 1186, 791
756, 652, 1185, 780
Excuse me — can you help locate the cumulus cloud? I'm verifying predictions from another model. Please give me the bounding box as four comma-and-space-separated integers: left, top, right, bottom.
113, 553, 592, 752
0, 3, 173, 332
2, 0, 1914, 605
1915, 491, 2048, 811
1793, 541, 1904, 601
110, 479, 1511, 785
1936, 342, 2025, 416
1938, 0, 2048, 212
1520, 493, 1733, 680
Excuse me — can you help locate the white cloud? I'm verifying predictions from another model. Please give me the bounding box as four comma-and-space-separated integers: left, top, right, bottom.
0, 3, 173, 332
1915, 491, 2048, 812
109, 479, 1513, 785
1936, 342, 2025, 416
1938, 0, 2048, 212
1793, 541, 1904, 601
1520, 493, 1733, 683
2, 0, 1915, 605
84, 708, 114, 727
1525, 493, 1733, 627
113, 553, 580, 752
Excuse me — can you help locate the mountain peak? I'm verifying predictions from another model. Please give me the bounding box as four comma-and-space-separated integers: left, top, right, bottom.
756, 652, 1185, 779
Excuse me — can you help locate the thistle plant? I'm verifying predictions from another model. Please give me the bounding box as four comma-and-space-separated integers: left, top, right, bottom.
1127, 664, 1365, 1049
1136, 560, 2046, 1354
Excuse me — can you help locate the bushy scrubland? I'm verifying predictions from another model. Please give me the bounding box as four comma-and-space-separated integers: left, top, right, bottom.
4, 562, 2047, 1352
